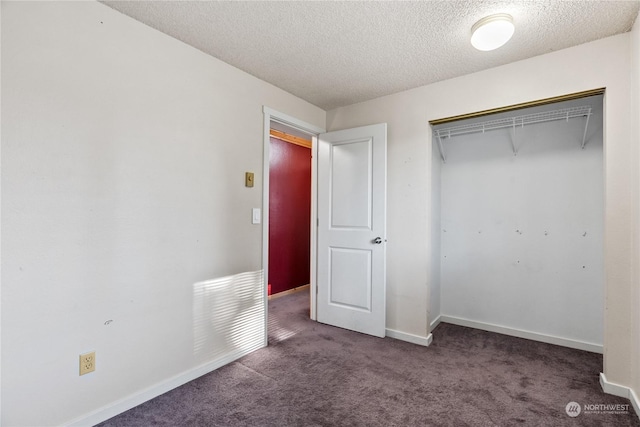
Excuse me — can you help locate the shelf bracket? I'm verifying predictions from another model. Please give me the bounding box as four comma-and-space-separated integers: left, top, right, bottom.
581, 108, 591, 149
436, 132, 446, 163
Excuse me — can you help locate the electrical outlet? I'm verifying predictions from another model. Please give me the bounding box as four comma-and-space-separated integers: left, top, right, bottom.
79, 351, 96, 376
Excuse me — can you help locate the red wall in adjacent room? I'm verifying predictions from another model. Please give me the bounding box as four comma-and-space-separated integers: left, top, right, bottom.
268, 137, 311, 295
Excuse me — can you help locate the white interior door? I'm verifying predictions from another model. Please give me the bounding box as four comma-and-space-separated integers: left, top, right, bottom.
316, 123, 386, 337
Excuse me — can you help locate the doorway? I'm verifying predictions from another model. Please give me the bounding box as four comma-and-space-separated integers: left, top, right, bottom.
267, 122, 313, 298
262, 107, 388, 343
261, 107, 325, 345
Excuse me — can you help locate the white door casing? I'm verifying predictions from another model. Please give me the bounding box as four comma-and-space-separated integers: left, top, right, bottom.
262, 107, 326, 340
316, 123, 387, 337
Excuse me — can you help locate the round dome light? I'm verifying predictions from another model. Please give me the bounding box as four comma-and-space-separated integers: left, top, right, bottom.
471, 14, 514, 51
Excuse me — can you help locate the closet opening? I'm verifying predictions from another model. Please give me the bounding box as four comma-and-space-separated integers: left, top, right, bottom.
429, 90, 605, 354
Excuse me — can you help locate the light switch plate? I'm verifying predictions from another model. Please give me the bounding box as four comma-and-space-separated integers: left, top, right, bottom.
252, 208, 261, 224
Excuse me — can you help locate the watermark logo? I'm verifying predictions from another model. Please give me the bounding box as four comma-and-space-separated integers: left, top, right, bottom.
565, 401, 630, 417
565, 402, 581, 417
583, 403, 630, 415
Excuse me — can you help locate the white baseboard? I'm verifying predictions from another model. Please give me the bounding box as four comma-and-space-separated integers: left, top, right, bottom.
600, 372, 629, 397
268, 284, 309, 300
439, 315, 603, 354
385, 328, 432, 347
430, 315, 442, 332
600, 373, 640, 420
631, 389, 640, 421
65, 343, 265, 427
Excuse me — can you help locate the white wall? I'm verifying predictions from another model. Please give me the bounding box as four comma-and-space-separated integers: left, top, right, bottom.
327, 33, 634, 388
1, 2, 325, 426
439, 103, 603, 349
630, 15, 640, 410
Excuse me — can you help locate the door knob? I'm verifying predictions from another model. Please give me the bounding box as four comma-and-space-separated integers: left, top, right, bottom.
373, 237, 383, 244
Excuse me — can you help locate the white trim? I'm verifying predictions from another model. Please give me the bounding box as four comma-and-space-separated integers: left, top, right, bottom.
268, 284, 310, 300
430, 315, 442, 332
262, 110, 271, 347
385, 328, 433, 347
599, 373, 640, 420
0, 1, 3, 418
65, 344, 262, 427
263, 107, 325, 135
310, 135, 318, 321
599, 372, 629, 397
631, 388, 640, 420
262, 107, 325, 327
439, 315, 603, 353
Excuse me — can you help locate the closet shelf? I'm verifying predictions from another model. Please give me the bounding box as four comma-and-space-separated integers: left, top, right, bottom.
433, 105, 592, 163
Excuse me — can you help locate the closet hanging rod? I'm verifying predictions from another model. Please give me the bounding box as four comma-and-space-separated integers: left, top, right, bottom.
433, 106, 591, 139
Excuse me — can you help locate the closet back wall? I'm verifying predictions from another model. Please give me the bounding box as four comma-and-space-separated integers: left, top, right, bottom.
268, 137, 312, 295
439, 105, 604, 350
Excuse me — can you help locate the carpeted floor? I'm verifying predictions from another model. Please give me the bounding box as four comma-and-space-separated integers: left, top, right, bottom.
98, 290, 639, 426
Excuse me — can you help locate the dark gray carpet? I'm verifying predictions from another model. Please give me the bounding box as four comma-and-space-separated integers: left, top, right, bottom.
98, 290, 639, 426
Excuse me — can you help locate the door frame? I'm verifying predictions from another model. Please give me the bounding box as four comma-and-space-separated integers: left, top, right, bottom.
262, 107, 325, 345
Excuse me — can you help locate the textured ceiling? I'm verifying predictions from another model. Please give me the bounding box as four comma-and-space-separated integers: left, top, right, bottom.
102, 1, 640, 111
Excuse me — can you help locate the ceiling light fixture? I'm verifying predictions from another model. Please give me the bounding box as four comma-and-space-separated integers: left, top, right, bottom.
471, 13, 514, 51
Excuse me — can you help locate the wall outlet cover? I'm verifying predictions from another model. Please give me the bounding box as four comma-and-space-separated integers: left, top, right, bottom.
79, 351, 96, 375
